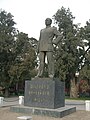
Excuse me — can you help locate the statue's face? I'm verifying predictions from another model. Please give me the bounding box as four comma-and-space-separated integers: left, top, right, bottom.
45, 18, 52, 26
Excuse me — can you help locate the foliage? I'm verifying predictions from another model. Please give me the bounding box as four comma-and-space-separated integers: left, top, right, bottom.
53, 7, 82, 80
0, 10, 17, 89
79, 80, 90, 93
53, 7, 75, 37
53, 6, 90, 98
8, 32, 37, 82
79, 20, 90, 80
0, 10, 37, 96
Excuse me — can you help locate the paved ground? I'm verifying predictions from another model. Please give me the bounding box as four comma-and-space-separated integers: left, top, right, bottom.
0, 97, 90, 120
0, 107, 90, 120
0, 97, 86, 110
65, 99, 85, 110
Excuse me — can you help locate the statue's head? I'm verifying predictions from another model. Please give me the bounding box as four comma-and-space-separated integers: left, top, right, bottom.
45, 18, 52, 26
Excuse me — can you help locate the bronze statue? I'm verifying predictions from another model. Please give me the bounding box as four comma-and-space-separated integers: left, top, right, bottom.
37, 18, 62, 78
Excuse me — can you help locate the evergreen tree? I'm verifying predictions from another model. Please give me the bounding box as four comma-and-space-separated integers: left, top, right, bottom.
0, 10, 37, 96
53, 7, 85, 98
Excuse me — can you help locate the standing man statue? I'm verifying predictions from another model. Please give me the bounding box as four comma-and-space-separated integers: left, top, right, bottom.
37, 18, 62, 78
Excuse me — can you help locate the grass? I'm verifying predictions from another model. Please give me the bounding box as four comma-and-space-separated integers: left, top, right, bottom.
65, 96, 90, 100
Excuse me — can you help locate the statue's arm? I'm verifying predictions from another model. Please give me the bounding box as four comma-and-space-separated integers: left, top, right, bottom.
52, 27, 63, 45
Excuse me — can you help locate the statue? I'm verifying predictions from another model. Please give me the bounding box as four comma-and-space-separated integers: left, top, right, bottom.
36, 18, 62, 78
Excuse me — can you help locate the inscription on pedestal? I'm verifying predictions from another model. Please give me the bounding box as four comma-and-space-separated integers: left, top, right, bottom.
24, 78, 65, 109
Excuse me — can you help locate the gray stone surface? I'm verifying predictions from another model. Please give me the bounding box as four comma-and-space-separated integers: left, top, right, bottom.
24, 78, 65, 109
10, 105, 76, 118
0, 97, 85, 111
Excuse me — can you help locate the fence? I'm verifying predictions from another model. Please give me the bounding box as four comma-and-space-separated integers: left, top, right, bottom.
0, 96, 24, 106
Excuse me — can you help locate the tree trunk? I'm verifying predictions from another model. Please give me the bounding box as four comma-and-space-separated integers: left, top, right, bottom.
70, 77, 78, 98
5, 88, 9, 97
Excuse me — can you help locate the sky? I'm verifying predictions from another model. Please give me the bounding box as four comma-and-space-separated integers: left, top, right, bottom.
0, 0, 90, 39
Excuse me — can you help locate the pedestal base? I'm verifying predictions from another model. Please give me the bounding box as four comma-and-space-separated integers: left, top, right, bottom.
10, 105, 76, 118
24, 78, 65, 109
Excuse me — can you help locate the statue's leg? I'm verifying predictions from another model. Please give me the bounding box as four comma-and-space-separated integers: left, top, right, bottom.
37, 52, 45, 77
47, 51, 54, 78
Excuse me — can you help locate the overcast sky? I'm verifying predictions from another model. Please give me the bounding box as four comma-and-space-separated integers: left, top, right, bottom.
0, 0, 90, 39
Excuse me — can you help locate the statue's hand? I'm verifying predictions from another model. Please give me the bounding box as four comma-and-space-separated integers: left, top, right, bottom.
53, 35, 64, 45
52, 40, 57, 45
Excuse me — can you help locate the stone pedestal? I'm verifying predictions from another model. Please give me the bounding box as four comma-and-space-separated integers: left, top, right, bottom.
24, 77, 65, 109
10, 77, 76, 118
10, 105, 76, 118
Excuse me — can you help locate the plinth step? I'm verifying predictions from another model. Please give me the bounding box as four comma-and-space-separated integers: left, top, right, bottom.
11, 105, 76, 118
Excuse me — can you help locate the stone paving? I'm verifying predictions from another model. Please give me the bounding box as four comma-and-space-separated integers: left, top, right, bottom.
0, 97, 86, 110
0, 97, 90, 120
65, 100, 85, 110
